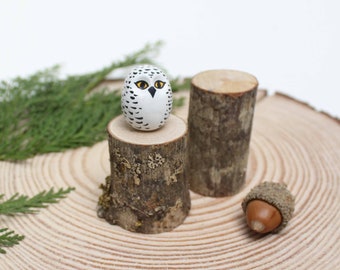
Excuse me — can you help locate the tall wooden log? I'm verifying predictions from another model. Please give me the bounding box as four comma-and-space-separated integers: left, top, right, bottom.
97, 114, 190, 233
185, 70, 258, 197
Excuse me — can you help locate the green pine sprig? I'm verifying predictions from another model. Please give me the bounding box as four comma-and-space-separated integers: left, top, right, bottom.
0, 187, 74, 254
0, 41, 188, 161
0, 41, 175, 161
0, 187, 75, 215
0, 228, 25, 254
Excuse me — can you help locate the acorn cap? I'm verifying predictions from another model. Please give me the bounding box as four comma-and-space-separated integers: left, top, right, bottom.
242, 182, 295, 233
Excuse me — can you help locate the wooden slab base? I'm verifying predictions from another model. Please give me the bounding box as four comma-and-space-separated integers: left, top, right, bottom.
1, 90, 339, 269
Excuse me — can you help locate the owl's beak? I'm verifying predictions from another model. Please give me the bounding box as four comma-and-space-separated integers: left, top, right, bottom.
148, 86, 156, 98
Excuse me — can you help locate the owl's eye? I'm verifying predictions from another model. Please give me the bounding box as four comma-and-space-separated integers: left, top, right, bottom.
135, 80, 149, 90
154, 80, 165, 89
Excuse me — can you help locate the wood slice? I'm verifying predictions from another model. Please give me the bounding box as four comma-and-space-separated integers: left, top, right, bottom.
186, 70, 258, 197
1, 89, 340, 269
98, 115, 190, 233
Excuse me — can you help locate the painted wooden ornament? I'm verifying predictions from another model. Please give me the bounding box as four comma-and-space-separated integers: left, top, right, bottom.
121, 65, 172, 131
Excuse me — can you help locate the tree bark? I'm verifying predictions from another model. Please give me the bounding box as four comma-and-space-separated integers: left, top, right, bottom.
185, 70, 258, 197
97, 114, 190, 233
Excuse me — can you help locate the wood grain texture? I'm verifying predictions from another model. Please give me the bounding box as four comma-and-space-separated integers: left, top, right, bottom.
1, 89, 340, 269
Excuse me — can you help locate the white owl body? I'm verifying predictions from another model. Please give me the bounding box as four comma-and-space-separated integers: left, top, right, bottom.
121, 65, 172, 131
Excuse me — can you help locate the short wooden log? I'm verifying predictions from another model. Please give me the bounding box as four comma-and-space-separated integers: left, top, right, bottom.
185, 70, 258, 197
97, 114, 190, 233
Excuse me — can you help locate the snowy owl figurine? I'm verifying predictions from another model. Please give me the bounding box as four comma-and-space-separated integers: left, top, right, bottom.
121, 65, 172, 131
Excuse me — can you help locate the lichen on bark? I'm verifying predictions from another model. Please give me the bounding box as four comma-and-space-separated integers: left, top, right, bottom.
98, 128, 190, 233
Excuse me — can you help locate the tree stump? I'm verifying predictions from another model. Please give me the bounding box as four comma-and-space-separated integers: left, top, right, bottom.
185, 70, 258, 197
97, 114, 190, 233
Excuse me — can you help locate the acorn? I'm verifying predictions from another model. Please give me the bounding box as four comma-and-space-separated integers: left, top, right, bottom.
241, 182, 295, 234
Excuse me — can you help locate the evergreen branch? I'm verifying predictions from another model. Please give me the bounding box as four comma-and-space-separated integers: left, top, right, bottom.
170, 77, 191, 92
0, 187, 75, 215
0, 42, 169, 161
0, 41, 189, 161
0, 228, 25, 254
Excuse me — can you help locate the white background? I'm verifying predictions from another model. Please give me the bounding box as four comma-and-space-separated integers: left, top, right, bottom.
1, 0, 339, 117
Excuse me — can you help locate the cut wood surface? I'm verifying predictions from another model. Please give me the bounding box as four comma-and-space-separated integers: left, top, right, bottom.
1, 86, 340, 269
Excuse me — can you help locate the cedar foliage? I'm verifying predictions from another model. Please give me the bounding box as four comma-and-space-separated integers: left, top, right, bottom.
0, 41, 190, 161
0, 188, 74, 254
